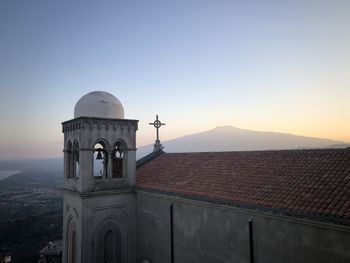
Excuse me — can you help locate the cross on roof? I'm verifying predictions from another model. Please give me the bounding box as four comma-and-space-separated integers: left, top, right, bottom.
149, 115, 165, 143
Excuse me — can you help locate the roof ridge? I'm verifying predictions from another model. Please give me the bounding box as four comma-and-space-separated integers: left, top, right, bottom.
159, 147, 350, 155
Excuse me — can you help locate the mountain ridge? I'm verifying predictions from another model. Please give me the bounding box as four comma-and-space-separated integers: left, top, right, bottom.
137, 125, 349, 158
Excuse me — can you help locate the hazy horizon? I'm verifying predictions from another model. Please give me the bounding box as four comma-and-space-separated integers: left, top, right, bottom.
1, 1, 349, 159
0, 124, 349, 161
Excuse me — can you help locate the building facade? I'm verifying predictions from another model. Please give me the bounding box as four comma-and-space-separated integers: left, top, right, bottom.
62, 91, 350, 263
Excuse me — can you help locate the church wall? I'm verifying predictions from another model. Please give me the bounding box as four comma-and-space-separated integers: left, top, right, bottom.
81, 191, 137, 263
63, 190, 137, 263
137, 192, 172, 262
254, 215, 350, 263
136, 191, 350, 263
62, 193, 84, 263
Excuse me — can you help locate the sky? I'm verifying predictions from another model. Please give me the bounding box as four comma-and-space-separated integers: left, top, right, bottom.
0, 0, 349, 160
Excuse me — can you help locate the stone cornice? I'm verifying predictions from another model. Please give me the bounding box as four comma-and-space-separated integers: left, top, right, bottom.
62, 117, 139, 132
61, 187, 135, 198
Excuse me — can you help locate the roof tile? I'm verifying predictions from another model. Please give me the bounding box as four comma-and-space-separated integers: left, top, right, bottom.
137, 148, 350, 224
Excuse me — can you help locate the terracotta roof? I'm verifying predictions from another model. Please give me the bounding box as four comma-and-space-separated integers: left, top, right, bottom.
136, 148, 350, 225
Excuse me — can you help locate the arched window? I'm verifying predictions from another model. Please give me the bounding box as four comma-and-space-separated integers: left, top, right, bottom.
71, 230, 76, 263
73, 141, 80, 178
68, 230, 77, 263
94, 222, 122, 263
104, 230, 114, 263
66, 141, 73, 178
93, 142, 107, 179
112, 141, 124, 178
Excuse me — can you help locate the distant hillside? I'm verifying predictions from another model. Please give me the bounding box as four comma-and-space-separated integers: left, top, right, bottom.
137, 126, 350, 159
0, 158, 62, 172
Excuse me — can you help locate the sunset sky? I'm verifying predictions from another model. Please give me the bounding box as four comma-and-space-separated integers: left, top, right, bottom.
0, 0, 349, 160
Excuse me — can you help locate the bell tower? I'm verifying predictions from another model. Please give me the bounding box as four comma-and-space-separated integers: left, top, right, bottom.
61, 91, 138, 263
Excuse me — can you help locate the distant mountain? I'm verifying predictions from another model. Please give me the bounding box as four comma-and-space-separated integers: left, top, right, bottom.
0, 158, 63, 172
137, 126, 350, 159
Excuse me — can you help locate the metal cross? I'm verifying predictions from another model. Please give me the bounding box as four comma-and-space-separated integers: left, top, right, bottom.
149, 115, 165, 142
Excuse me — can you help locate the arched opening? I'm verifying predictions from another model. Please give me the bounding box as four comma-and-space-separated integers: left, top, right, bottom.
73, 141, 80, 178
112, 141, 124, 178
66, 141, 73, 178
93, 142, 108, 179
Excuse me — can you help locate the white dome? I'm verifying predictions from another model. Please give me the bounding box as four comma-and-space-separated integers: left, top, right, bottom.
74, 91, 124, 119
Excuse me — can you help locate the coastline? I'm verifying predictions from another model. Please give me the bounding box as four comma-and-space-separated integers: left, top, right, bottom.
0, 170, 21, 181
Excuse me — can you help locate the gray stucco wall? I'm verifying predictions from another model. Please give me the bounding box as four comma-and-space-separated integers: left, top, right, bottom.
136, 191, 350, 263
